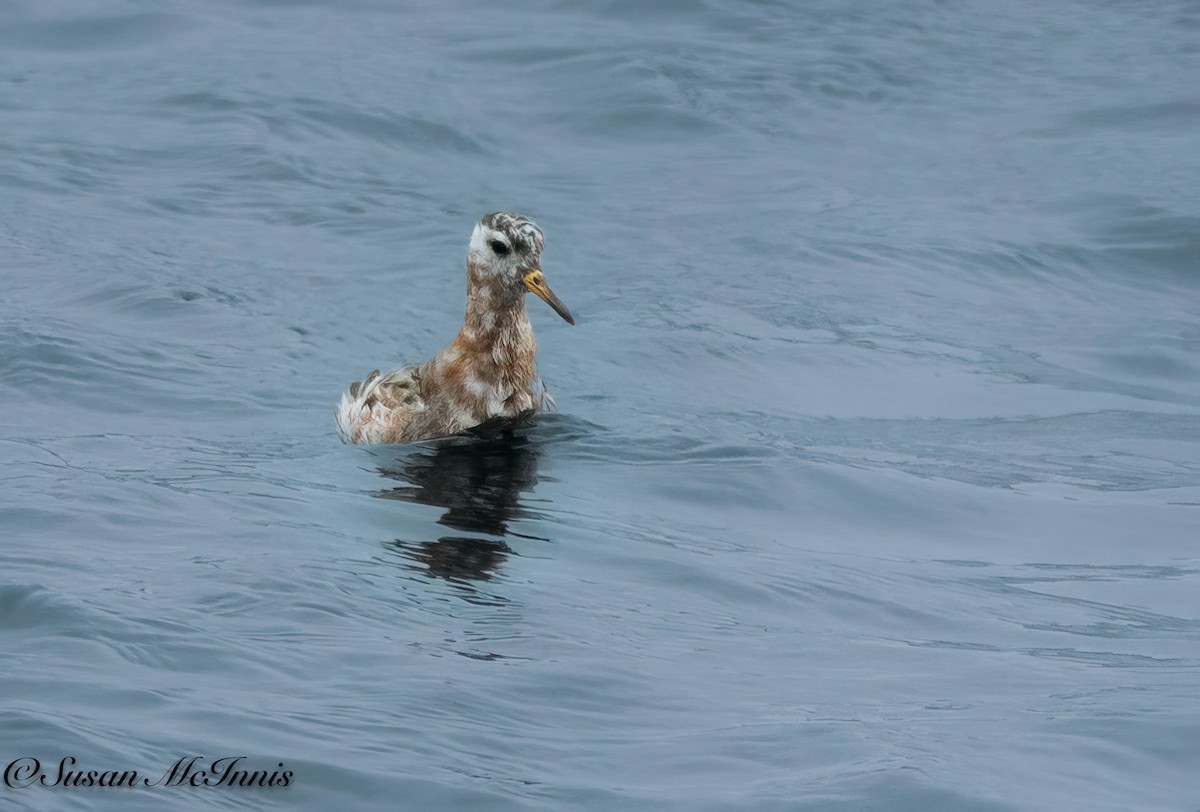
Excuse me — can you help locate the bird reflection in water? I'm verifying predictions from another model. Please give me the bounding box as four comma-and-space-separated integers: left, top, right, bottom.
372, 417, 547, 587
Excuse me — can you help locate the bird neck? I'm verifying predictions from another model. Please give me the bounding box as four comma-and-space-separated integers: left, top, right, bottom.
455, 274, 537, 382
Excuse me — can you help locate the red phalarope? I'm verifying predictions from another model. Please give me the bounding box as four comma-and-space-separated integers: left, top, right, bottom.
336, 212, 574, 444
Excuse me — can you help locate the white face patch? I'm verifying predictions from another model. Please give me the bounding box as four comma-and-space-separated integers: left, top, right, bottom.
467, 224, 514, 279
467, 223, 489, 263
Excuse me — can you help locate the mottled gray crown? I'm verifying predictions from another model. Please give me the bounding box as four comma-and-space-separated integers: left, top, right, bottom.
483, 211, 544, 255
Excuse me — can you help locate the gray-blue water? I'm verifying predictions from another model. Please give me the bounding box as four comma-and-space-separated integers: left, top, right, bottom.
2, 1, 1199, 809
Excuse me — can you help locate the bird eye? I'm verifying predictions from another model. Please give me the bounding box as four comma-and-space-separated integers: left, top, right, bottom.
489, 240, 509, 256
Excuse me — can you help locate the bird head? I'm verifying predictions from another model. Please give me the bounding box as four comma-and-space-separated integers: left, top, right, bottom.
467, 212, 574, 325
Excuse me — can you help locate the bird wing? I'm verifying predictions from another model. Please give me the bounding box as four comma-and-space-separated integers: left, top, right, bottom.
336, 366, 424, 444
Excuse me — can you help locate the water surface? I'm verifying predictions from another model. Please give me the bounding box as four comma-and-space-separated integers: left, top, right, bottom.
2, 0, 1199, 809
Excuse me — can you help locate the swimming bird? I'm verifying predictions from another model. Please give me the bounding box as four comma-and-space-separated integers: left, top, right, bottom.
336, 212, 574, 444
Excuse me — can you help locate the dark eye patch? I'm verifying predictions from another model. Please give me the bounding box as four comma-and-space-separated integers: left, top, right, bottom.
490, 240, 510, 256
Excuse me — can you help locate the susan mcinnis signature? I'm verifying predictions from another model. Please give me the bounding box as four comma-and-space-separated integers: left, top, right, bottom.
3, 756, 293, 789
